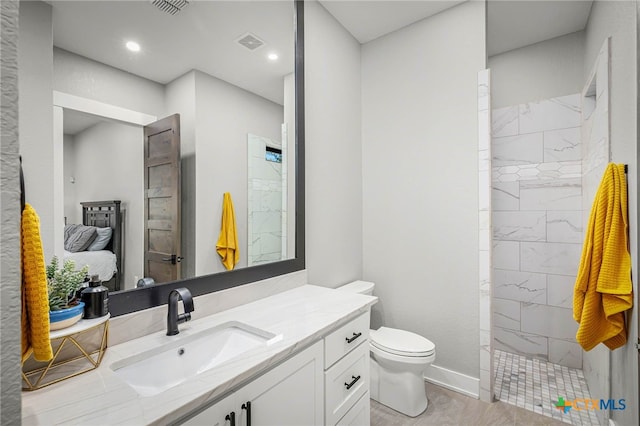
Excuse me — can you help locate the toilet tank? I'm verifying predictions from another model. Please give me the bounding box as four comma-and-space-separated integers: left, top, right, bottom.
336, 280, 375, 295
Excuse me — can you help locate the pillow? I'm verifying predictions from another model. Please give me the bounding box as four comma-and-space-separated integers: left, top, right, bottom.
87, 227, 112, 251
64, 224, 82, 244
64, 225, 97, 252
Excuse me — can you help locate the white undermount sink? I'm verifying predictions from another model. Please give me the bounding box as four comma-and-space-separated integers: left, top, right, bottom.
110, 321, 282, 397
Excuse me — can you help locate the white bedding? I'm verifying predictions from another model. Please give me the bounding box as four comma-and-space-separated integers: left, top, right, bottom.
64, 250, 116, 282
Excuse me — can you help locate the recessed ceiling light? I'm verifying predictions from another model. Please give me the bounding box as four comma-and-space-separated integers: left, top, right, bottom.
267, 53, 278, 61
126, 41, 141, 52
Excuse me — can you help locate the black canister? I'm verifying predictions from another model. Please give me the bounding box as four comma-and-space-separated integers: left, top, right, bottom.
75, 274, 90, 301
81, 274, 109, 318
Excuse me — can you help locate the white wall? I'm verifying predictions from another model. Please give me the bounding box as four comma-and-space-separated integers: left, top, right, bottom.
53, 48, 165, 117
18, 0, 58, 262
362, 0, 486, 379
583, 2, 638, 425
71, 121, 145, 289
194, 70, 283, 276
304, 1, 363, 286
489, 31, 585, 108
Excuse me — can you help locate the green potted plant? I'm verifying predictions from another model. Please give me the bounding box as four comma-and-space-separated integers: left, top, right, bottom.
47, 256, 88, 330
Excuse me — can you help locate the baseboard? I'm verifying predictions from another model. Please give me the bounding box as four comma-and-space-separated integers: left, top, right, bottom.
424, 364, 480, 399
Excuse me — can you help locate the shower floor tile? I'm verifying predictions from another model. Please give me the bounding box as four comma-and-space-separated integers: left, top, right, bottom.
494, 349, 601, 425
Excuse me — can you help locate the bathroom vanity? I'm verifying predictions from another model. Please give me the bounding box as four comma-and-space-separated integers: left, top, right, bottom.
21, 285, 376, 425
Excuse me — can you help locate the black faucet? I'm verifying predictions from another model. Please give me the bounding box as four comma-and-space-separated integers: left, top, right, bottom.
167, 287, 194, 336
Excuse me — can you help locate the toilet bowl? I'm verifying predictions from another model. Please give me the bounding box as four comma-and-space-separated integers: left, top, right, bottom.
337, 281, 436, 417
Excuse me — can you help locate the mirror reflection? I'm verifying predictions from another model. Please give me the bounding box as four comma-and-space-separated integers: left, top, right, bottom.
44, 1, 296, 292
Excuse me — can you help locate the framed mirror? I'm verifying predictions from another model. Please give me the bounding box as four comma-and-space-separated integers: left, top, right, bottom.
31, 0, 305, 316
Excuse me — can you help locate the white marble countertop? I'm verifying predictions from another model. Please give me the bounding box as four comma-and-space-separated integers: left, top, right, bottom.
22, 285, 377, 425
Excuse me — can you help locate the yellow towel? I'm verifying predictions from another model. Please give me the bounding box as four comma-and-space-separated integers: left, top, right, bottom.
216, 193, 239, 270
573, 163, 633, 351
21, 203, 53, 362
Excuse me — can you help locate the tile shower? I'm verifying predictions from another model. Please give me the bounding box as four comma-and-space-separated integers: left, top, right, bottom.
483, 41, 611, 426
247, 133, 287, 266
492, 94, 584, 369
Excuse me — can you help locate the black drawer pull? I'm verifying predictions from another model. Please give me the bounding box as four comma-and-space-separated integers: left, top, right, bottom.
345, 332, 362, 344
345, 375, 361, 390
225, 411, 235, 426
242, 401, 251, 426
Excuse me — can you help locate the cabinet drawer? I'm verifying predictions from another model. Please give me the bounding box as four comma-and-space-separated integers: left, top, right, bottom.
336, 392, 370, 426
324, 312, 369, 368
325, 342, 369, 426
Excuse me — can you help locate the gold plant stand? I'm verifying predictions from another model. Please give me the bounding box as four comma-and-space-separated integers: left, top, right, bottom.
22, 314, 109, 391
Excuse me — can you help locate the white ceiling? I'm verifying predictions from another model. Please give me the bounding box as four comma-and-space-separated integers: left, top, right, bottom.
318, 0, 466, 44
319, 0, 593, 56
51, 1, 294, 105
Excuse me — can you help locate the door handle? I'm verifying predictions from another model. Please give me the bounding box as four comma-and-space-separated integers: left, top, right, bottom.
241, 401, 251, 426
225, 411, 235, 426
161, 254, 183, 264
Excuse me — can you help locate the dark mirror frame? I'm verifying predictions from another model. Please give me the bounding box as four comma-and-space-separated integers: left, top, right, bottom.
109, 0, 305, 316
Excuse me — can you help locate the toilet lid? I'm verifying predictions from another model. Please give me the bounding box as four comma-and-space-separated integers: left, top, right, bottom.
370, 327, 435, 357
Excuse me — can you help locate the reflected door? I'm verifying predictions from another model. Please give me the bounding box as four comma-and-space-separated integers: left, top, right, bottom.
144, 114, 181, 283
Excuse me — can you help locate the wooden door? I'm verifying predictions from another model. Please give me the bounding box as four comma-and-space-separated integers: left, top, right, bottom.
143, 114, 181, 283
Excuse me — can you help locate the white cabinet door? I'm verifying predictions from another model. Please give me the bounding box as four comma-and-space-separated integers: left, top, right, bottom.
336, 392, 370, 426
235, 341, 324, 426
180, 392, 236, 426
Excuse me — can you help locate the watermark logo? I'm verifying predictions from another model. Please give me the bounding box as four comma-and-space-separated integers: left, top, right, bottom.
555, 397, 572, 413
554, 396, 626, 413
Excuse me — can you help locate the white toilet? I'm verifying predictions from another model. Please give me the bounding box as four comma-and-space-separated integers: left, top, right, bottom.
337, 280, 436, 417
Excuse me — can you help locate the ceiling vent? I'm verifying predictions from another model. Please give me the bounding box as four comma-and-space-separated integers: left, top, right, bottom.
152, 0, 189, 15
236, 32, 265, 51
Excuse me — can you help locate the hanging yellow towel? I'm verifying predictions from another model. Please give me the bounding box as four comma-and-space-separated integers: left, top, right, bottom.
216, 193, 239, 270
573, 163, 633, 351
21, 203, 53, 362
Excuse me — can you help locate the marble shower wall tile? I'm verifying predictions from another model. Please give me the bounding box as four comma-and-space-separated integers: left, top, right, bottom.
493, 133, 543, 166
547, 274, 575, 309
521, 303, 577, 340
492, 182, 519, 211
478, 71, 489, 112
519, 94, 581, 134
494, 328, 548, 360
493, 161, 581, 182
547, 211, 583, 243
493, 240, 520, 270
493, 269, 546, 303
492, 105, 519, 137
493, 298, 520, 330
491, 93, 583, 369
479, 170, 490, 211
549, 338, 582, 369
478, 69, 492, 403
544, 127, 581, 162
519, 178, 582, 211
493, 211, 546, 241
520, 242, 581, 276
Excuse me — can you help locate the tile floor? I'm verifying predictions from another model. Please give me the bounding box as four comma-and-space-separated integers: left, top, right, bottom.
494, 349, 600, 425
371, 382, 564, 425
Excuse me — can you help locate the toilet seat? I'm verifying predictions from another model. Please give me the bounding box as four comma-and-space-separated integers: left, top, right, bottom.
370, 327, 435, 358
